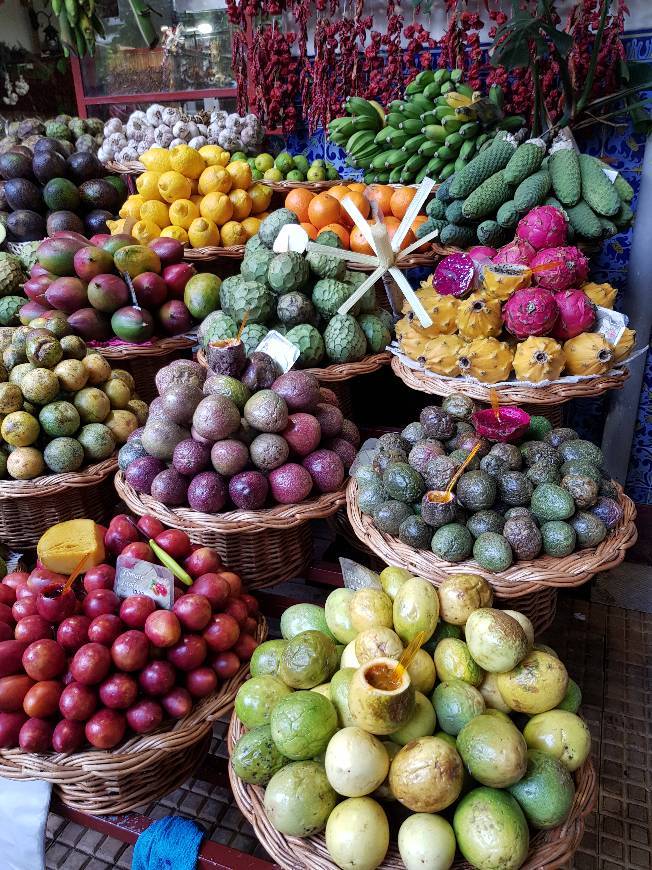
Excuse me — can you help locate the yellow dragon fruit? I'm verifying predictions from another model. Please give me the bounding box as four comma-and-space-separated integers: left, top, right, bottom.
424, 335, 464, 377
580, 281, 617, 309
482, 264, 532, 302
457, 337, 514, 383
612, 327, 636, 363
397, 317, 444, 361
563, 333, 613, 376
513, 336, 566, 382
402, 287, 459, 335
456, 292, 502, 341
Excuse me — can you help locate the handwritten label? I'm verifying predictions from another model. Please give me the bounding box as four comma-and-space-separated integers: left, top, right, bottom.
254, 329, 300, 372
595, 306, 628, 348
115, 555, 174, 608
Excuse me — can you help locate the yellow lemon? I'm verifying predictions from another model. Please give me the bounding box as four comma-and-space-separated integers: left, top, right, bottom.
263, 167, 283, 182
131, 219, 161, 244
241, 216, 261, 238
158, 170, 192, 203
200, 191, 233, 226
136, 171, 163, 201
249, 182, 273, 214
215, 151, 231, 167
168, 199, 200, 229
140, 147, 171, 173
140, 200, 169, 228
119, 194, 145, 219
161, 225, 189, 244
220, 221, 248, 247
228, 189, 252, 221
188, 217, 220, 248
198, 144, 225, 166
226, 160, 252, 190
190, 194, 203, 206
169, 144, 206, 180
198, 166, 232, 196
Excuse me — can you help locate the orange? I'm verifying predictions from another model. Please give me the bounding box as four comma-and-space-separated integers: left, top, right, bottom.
339, 190, 371, 228
390, 186, 417, 220
285, 188, 315, 223
326, 185, 352, 202
385, 219, 416, 251
300, 222, 318, 240
347, 182, 366, 193
411, 214, 428, 233
320, 223, 350, 249
308, 194, 342, 230
349, 225, 374, 256
365, 184, 394, 216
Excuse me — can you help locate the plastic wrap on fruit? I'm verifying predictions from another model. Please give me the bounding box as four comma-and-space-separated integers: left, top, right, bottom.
434, 253, 476, 298
471, 407, 531, 443
339, 558, 383, 591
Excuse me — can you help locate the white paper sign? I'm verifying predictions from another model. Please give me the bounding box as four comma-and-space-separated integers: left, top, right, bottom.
255, 329, 300, 372
115, 555, 174, 608
595, 305, 628, 346
273, 224, 310, 253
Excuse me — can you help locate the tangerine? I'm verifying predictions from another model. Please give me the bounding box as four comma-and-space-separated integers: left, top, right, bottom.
411, 214, 428, 233
339, 189, 371, 228
365, 184, 394, 216
285, 188, 315, 223
390, 186, 417, 220
308, 194, 342, 229
349, 225, 374, 256
300, 222, 319, 240
347, 182, 366, 193
326, 185, 353, 202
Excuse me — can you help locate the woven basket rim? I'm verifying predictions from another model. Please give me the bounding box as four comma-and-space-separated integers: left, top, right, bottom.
391, 356, 630, 404
347, 479, 637, 594
0, 615, 266, 785
182, 245, 245, 261
105, 159, 144, 174
227, 712, 597, 870
259, 179, 344, 192
0, 456, 117, 499
348, 252, 436, 272
116, 471, 346, 533
93, 334, 195, 359
196, 348, 391, 383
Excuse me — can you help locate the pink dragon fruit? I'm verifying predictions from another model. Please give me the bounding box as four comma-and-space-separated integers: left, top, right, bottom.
551, 289, 596, 340
516, 206, 567, 250
530, 246, 590, 291
503, 287, 559, 338
493, 238, 536, 267
434, 253, 476, 297
469, 245, 498, 261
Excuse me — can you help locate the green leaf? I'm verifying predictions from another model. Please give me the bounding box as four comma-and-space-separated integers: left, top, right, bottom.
540, 24, 572, 58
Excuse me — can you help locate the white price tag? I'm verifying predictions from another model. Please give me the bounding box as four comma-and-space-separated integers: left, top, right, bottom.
255, 329, 300, 372
115, 555, 174, 608
273, 224, 310, 253
595, 306, 628, 347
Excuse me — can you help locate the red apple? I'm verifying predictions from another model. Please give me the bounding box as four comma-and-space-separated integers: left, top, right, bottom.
3, 572, 29, 591
83, 589, 120, 619
0, 711, 27, 748
161, 262, 196, 299
167, 635, 207, 671
22, 639, 66, 681
59, 681, 97, 721
99, 673, 138, 710
225, 599, 249, 626
161, 687, 192, 719
52, 719, 85, 752
16, 584, 34, 600
186, 667, 217, 698
0, 624, 13, 642
138, 660, 176, 697
127, 699, 163, 734
19, 717, 52, 752
192, 574, 230, 610
144, 611, 181, 648
83, 564, 116, 593
121, 542, 155, 563
183, 547, 222, 579
111, 631, 150, 672
173, 593, 212, 632
203, 614, 240, 653
85, 709, 126, 749
133, 272, 168, 307
17, 614, 55, 645
211, 651, 241, 679
104, 517, 140, 556
120, 595, 157, 629
136, 516, 165, 539
233, 633, 259, 661
243, 616, 258, 635
0, 602, 14, 624
154, 529, 191, 559
87, 614, 123, 646
0, 585, 16, 607
71, 643, 112, 685
56, 616, 91, 651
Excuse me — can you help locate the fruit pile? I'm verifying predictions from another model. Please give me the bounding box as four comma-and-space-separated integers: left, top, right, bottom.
99, 109, 264, 164
253, 151, 340, 184
421, 132, 634, 248
117, 145, 275, 249
283, 182, 428, 248
0, 517, 260, 753
0, 116, 104, 159
198, 208, 394, 367
396, 205, 635, 383
122, 362, 359, 511
231, 568, 590, 870
0, 252, 28, 326
354, 393, 624, 570
0, 326, 148, 480
327, 74, 525, 186
0, 145, 124, 244
21, 232, 218, 344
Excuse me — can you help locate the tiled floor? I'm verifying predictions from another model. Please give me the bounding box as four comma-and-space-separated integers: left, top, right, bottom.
45, 590, 651, 870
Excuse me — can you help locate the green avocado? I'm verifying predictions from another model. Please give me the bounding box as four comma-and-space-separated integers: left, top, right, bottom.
473, 532, 513, 571
530, 483, 575, 522
431, 523, 473, 562
383, 461, 425, 503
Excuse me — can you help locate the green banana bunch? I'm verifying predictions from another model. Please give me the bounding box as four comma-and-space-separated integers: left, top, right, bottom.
49, 0, 103, 56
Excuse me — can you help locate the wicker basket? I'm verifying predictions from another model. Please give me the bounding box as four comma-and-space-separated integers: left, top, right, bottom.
115, 472, 346, 588
347, 479, 637, 596
196, 349, 390, 384
391, 355, 630, 406
0, 616, 266, 814
227, 712, 596, 870
0, 458, 118, 549
105, 159, 145, 174
182, 244, 246, 262
260, 178, 345, 193
347, 252, 437, 272
96, 336, 195, 403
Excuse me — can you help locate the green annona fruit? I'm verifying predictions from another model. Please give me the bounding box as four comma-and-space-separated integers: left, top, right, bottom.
267, 252, 309, 294
240, 323, 268, 355
198, 310, 237, 349
258, 208, 299, 247
307, 250, 346, 280
357, 314, 391, 353
312, 279, 357, 320
285, 324, 325, 367
241, 247, 274, 284
323, 314, 367, 363
0, 253, 24, 296
220, 279, 273, 325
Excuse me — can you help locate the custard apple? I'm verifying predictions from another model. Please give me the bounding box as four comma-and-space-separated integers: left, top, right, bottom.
316, 230, 342, 248
241, 247, 274, 285
277, 292, 317, 327
374, 308, 395, 333
323, 314, 367, 363
286, 324, 325, 367
312, 279, 358, 320
221, 279, 273, 325
199, 310, 237, 348
307, 250, 346, 280
267, 252, 309, 294
357, 314, 391, 353
0, 295, 25, 326
241, 323, 269, 355
258, 209, 299, 248
245, 234, 267, 255
45, 121, 72, 141
0, 253, 24, 297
